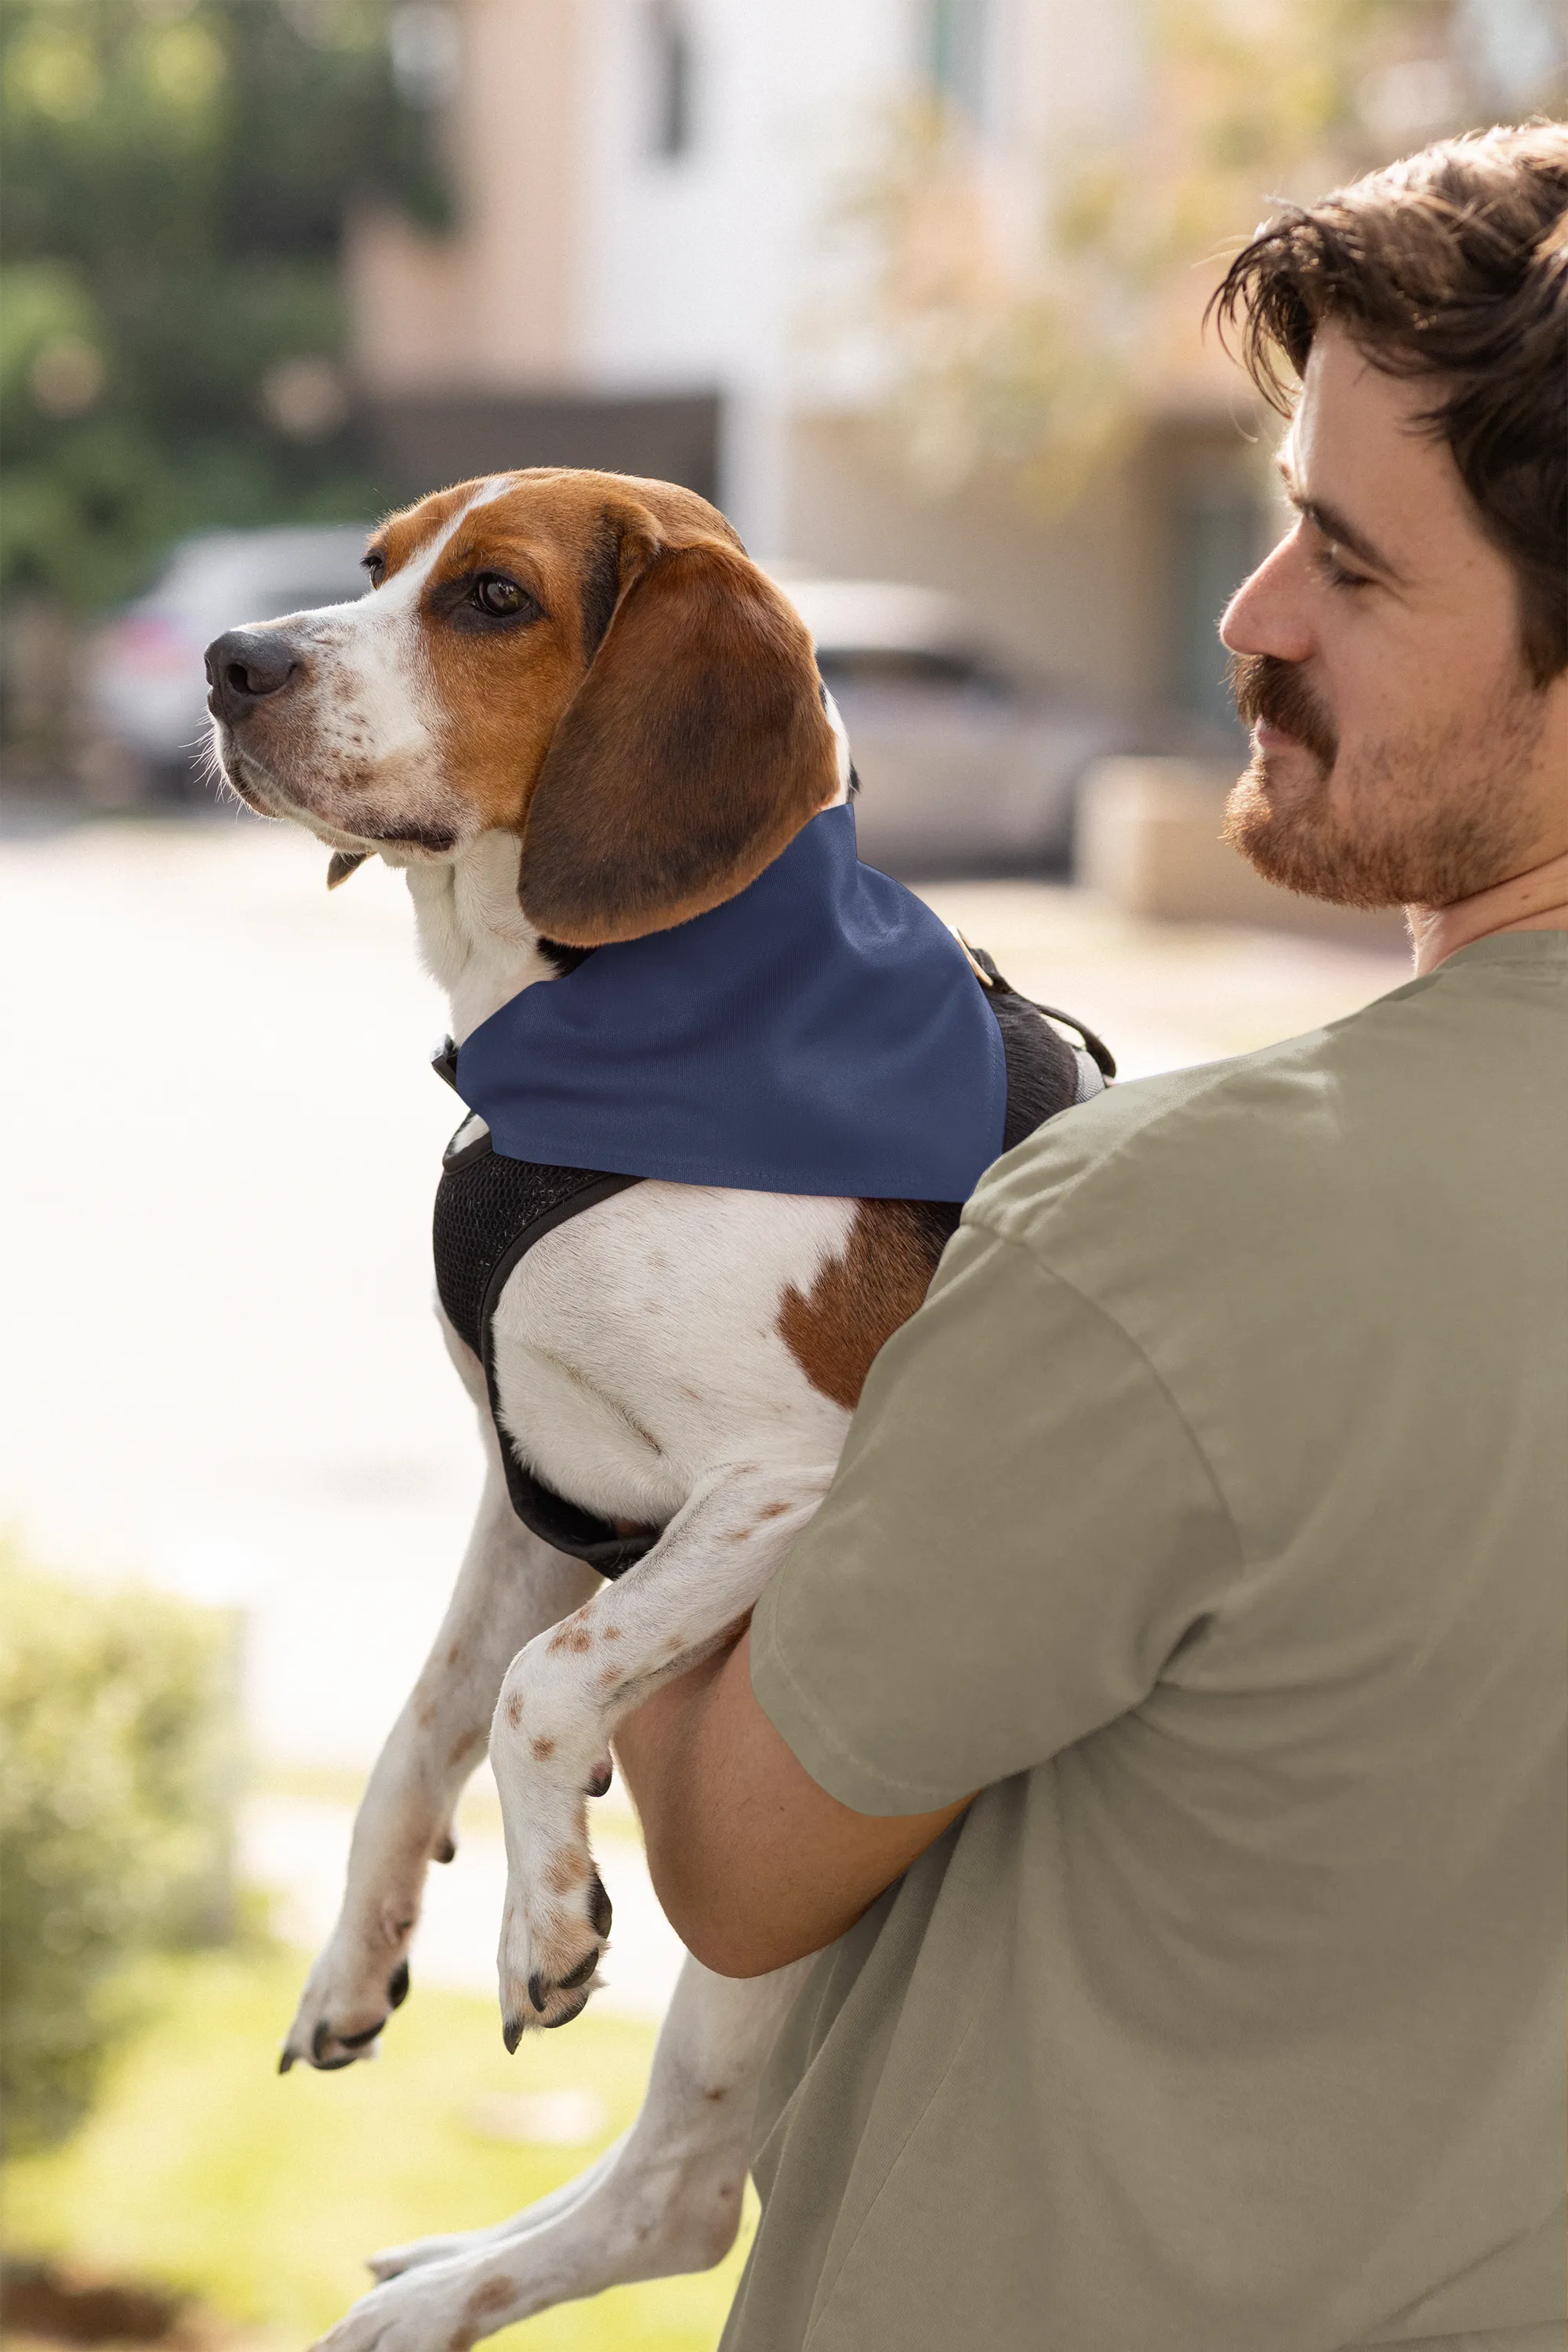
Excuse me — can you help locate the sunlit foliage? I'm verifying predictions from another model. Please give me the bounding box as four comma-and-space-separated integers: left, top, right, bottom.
0, 0, 448, 604
833, 0, 1565, 503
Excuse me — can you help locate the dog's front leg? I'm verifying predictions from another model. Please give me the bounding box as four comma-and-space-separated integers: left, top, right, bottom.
316, 1953, 812, 2350
488, 1461, 831, 2038
281, 1352, 598, 2071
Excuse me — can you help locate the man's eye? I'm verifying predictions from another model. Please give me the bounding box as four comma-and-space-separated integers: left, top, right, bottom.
475, 574, 528, 616
1315, 546, 1370, 591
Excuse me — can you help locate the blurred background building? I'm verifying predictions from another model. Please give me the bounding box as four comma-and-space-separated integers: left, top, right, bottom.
5, 0, 1563, 775
349, 0, 1178, 705
343, 0, 1565, 721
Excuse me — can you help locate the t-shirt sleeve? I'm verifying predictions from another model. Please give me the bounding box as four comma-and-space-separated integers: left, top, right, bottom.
750, 1218, 1243, 1813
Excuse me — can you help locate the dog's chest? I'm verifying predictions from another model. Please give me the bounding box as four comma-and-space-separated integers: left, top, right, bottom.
485, 1181, 856, 1527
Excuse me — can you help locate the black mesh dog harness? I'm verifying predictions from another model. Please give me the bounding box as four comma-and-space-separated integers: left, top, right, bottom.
431, 960, 1113, 1579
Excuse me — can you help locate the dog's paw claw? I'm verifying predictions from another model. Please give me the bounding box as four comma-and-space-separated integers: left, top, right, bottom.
511, 1949, 601, 2034
283, 2004, 387, 2074
588, 1871, 613, 1940
387, 1958, 411, 2009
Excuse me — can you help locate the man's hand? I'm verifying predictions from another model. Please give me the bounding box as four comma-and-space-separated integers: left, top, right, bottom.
613, 1629, 971, 1978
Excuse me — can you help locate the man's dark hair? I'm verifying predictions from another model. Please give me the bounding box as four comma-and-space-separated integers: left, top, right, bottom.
1210, 124, 1568, 684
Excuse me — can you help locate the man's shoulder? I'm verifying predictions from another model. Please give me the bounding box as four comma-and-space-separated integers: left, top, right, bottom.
971, 993, 1417, 1279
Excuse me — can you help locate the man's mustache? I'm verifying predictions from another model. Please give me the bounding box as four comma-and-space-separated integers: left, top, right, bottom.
1228, 652, 1339, 770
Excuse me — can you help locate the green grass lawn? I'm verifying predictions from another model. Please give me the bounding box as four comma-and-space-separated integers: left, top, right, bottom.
0, 1943, 753, 2350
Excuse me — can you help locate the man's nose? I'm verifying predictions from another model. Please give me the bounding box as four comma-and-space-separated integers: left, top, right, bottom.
1220, 530, 1313, 663
205, 629, 301, 722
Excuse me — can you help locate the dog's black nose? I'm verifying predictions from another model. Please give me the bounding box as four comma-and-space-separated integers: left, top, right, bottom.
205, 629, 300, 721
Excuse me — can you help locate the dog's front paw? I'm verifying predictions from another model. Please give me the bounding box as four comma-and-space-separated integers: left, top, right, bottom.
489, 1645, 619, 2041
366, 2227, 478, 2281
497, 1835, 614, 2042
280, 1922, 414, 2074
314, 2254, 506, 2352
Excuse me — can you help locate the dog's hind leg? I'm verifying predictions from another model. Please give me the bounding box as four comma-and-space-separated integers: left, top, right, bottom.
280, 1323, 598, 2073
320, 1955, 811, 2348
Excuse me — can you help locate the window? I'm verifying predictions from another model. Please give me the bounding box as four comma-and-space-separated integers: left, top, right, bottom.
648, 0, 693, 160
1457, 0, 1565, 108
928, 0, 991, 126
1171, 477, 1258, 732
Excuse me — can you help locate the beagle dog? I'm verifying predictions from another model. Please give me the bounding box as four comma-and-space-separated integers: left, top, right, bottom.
205, 469, 1102, 2351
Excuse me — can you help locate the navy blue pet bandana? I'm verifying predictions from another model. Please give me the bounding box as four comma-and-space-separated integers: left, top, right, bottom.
454, 804, 1007, 1200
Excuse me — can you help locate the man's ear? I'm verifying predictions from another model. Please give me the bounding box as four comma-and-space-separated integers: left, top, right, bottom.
517, 539, 839, 946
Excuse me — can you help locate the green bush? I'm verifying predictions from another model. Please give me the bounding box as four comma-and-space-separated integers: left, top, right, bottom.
0, 1545, 241, 2157
0, 0, 449, 608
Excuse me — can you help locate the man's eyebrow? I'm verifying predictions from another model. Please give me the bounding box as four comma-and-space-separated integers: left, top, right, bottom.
1275, 458, 1403, 582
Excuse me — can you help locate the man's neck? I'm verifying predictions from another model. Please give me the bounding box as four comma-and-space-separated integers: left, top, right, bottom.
1408, 846, 1568, 976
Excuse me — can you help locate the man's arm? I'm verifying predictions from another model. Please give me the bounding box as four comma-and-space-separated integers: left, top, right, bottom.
617, 1221, 1236, 1978
614, 1628, 971, 1978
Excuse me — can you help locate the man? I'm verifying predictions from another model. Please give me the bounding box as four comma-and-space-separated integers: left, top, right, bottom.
617, 125, 1568, 2352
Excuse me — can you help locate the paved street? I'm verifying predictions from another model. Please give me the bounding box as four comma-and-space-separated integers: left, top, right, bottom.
1, 804, 1412, 2006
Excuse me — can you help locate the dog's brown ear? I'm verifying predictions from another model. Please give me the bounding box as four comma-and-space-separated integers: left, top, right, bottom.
517, 539, 839, 946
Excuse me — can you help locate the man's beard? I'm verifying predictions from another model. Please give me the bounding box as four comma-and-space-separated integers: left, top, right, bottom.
1223, 652, 1545, 909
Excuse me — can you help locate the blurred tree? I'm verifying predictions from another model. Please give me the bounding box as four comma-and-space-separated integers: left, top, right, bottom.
0, 0, 450, 607
0, 1545, 242, 2155
835, 0, 1566, 505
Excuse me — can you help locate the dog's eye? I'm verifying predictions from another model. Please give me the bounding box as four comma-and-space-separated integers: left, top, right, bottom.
475, 574, 529, 617
362, 554, 386, 588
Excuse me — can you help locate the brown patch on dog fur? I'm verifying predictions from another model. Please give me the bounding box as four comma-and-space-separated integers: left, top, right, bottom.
461, 2276, 514, 2328
369, 482, 473, 583
778, 1201, 948, 1411
505, 1692, 524, 1730
546, 1848, 590, 1893
549, 1618, 593, 1655
757, 1500, 790, 1519
531, 1734, 556, 1760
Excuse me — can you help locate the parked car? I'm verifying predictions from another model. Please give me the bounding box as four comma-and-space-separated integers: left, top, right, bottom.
776, 575, 1134, 873
83, 526, 373, 798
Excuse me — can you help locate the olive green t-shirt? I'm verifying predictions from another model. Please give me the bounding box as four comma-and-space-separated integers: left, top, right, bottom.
731, 933, 1567, 2352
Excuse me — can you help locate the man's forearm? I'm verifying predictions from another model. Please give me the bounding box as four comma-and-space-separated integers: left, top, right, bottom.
614, 1628, 971, 1978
